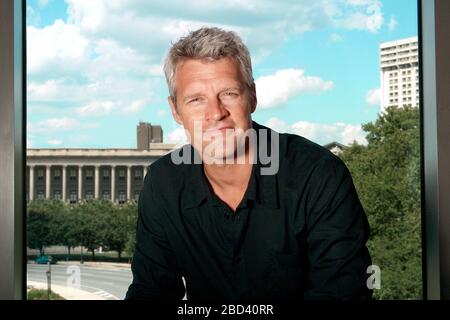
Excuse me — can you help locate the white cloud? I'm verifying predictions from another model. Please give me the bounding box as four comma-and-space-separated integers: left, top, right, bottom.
166, 127, 188, 144
47, 139, 63, 146
27, 79, 82, 102
341, 124, 366, 145
255, 69, 333, 109
334, 1, 383, 33
38, 0, 50, 7
62, 0, 387, 62
122, 99, 146, 115
26, 0, 386, 147
264, 117, 366, 145
27, 138, 33, 148
27, 20, 89, 76
328, 33, 343, 44
87, 39, 157, 79
28, 117, 96, 133
366, 87, 381, 106
265, 117, 289, 133
157, 109, 167, 117
388, 16, 398, 32
76, 101, 116, 116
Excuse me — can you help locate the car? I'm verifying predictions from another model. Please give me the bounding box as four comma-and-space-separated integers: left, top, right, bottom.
34, 255, 57, 265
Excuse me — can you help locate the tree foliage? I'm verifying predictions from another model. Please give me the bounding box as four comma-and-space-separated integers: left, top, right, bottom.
27, 199, 138, 261
341, 106, 422, 299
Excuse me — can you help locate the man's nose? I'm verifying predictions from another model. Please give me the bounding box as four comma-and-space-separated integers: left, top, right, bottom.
206, 97, 228, 121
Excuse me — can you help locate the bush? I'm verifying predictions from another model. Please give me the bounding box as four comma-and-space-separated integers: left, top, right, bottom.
27, 253, 132, 264
27, 288, 65, 300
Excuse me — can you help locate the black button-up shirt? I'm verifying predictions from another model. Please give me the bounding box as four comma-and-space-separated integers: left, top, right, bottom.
125, 122, 372, 300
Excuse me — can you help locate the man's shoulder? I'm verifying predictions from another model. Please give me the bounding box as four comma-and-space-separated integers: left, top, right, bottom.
280, 131, 345, 171
146, 144, 191, 182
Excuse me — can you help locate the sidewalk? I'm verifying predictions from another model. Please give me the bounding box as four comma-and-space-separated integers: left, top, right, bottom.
27, 281, 106, 300
56, 261, 131, 270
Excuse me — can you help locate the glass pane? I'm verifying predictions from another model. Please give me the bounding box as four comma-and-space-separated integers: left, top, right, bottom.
26, 0, 420, 300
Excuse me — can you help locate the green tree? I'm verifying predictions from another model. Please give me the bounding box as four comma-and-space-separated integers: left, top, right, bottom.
72, 200, 109, 261
52, 204, 79, 259
341, 106, 421, 299
101, 201, 137, 259
27, 200, 51, 255
27, 199, 76, 256
122, 202, 138, 259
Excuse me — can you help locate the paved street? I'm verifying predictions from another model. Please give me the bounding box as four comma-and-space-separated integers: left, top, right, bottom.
27, 263, 133, 300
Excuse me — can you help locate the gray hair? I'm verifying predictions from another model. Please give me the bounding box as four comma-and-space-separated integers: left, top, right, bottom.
163, 27, 254, 102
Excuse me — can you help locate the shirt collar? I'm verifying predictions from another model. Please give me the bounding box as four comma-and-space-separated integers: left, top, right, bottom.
182, 121, 279, 210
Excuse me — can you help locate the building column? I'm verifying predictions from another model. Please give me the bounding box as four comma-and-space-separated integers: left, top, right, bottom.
29, 165, 35, 201
127, 165, 132, 201
143, 165, 148, 180
78, 165, 83, 201
62, 165, 67, 202
45, 165, 51, 199
111, 165, 116, 203
95, 165, 100, 199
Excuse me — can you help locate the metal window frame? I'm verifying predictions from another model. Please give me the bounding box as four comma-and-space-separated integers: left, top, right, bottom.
0, 0, 25, 300
419, 0, 450, 300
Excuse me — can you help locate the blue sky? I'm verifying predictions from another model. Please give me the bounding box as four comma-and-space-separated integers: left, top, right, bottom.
26, 0, 418, 148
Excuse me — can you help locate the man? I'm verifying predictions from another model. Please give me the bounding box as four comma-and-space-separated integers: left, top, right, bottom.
125, 27, 372, 300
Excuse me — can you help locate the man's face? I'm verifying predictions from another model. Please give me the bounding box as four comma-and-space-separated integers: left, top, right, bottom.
168, 57, 256, 161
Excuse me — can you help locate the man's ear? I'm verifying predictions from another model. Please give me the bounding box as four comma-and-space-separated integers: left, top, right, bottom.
168, 96, 183, 125
249, 83, 257, 114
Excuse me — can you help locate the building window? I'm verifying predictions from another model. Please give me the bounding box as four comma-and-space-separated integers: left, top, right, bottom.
134, 169, 142, 180
70, 169, 77, 180
37, 191, 45, 200
118, 192, 126, 203
119, 169, 125, 181
54, 169, 61, 180
37, 169, 44, 180
134, 192, 140, 201
85, 191, 94, 200
69, 191, 77, 204
54, 191, 61, 200
103, 169, 110, 180
102, 190, 110, 200
86, 169, 93, 180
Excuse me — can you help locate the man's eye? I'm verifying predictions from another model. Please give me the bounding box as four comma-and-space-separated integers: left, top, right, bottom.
188, 97, 200, 104
222, 92, 238, 97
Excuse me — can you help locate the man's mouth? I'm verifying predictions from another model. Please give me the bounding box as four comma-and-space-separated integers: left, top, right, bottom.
205, 126, 234, 133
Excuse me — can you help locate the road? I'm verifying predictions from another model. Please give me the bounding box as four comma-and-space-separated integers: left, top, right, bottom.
27, 263, 132, 300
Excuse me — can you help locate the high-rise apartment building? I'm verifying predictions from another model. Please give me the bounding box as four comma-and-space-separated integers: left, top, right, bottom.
380, 36, 419, 112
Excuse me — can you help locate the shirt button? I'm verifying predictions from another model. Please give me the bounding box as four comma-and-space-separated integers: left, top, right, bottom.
233, 256, 241, 263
